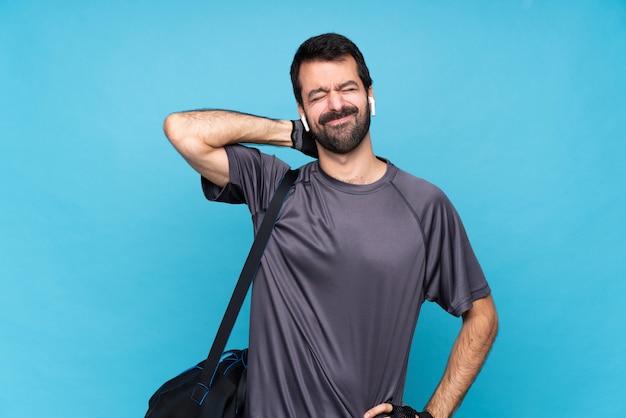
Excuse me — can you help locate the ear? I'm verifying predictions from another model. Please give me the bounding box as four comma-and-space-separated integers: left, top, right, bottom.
300, 113, 310, 132
368, 96, 376, 117
367, 87, 376, 117
296, 103, 310, 132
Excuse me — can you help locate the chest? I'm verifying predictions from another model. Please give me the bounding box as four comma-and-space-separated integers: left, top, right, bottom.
273, 184, 425, 282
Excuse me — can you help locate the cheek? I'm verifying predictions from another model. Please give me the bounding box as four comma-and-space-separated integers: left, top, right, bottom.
304, 104, 324, 124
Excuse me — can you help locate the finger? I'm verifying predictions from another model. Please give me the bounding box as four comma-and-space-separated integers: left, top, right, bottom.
364, 402, 393, 418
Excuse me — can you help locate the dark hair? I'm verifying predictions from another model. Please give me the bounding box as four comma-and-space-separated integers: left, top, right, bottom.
290, 33, 373, 106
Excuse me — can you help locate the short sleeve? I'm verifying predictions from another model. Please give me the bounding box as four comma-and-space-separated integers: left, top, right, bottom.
200, 145, 290, 216
422, 190, 490, 316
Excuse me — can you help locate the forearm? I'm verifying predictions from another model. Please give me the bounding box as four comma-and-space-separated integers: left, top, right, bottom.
162, 109, 294, 186
164, 109, 293, 152
425, 296, 498, 417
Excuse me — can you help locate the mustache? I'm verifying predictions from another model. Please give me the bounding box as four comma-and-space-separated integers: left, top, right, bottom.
318, 106, 358, 125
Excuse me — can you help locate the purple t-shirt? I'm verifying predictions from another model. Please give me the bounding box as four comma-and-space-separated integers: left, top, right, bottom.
202, 145, 490, 417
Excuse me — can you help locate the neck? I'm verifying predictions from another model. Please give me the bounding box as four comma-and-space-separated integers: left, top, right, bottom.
317, 135, 387, 184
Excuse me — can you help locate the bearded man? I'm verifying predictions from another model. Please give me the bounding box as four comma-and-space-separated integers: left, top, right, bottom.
164, 33, 498, 418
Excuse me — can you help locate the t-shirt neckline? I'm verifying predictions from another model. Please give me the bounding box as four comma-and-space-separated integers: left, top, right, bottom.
313, 157, 396, 194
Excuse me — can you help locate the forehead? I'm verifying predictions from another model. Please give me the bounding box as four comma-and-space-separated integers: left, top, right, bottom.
298, 56, 362, 91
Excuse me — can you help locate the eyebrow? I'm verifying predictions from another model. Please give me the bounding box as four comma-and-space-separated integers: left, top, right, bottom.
307, 80, 360, 101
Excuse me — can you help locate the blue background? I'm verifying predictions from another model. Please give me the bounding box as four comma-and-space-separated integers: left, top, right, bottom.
2, 1, 625, 416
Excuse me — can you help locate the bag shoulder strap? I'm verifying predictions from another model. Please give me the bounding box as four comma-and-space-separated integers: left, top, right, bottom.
195, 168, 299, 392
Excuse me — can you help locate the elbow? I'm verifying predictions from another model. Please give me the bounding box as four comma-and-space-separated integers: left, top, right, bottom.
464, 295, 499, 344
162, 112, 218, 165
163, 112, 185, 145
162, 112, 205, 160
488, 309, 499, 343
485, 302, 499, 346
481, 297, 499, 342
163, 112, 210, 156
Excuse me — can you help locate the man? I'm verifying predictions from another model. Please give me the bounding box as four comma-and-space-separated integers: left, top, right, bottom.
164, 33, 498, 418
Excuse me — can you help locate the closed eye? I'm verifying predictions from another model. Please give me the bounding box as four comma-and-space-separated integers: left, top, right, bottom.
307, 88, 328, 103
338, 81, 360, 92
310, 93, 326, 102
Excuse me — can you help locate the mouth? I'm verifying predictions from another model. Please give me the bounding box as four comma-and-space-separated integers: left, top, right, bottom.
324, 115, 353, 126
319, 107, 358, 126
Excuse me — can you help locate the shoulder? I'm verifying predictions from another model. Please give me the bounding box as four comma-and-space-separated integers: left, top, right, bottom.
203, 145, 292, 206
389, 164, 448, 206
225, 145, 291, 181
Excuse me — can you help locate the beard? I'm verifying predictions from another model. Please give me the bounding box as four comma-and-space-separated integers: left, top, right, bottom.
309, 103, 371, 154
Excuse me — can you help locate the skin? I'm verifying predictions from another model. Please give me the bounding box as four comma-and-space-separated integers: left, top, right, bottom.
164, 55, 498, 418
296, 58, 387, 184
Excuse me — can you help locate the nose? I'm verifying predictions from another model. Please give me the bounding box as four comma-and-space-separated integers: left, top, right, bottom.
326, 91, 345, 111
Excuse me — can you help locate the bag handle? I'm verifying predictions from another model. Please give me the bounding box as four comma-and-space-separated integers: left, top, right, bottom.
192, 168, 299, 402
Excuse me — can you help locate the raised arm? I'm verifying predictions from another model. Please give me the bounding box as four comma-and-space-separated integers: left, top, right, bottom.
424, 294, 498, 417
163, 110, 294, 187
